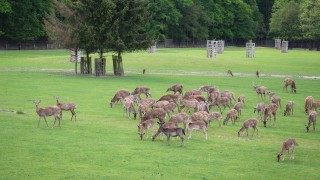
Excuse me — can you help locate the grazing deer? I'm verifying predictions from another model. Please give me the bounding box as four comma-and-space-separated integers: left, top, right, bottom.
310, 101, 320, 112
55, 96, 77, 121
306, 111, 317, 132
183, 95, 206, 103
132, 86, 152, 98
152, 100, 170, 109
33, 100, 61, 128
262, 103, 278, 127
157, 121, 185, 146
227, 70, 233, 77
277, 138, 297, 162
233, 102, 243, 119
254, 102, 265, 119
209, 96, 231, 113
283, 78, 296, 93
169, 112, 189, 131
141, 108, 167, 122
256, 70, 259, 78
271, 96, 282, 110
186, 120, 208, 140
184, 89, 202, 98
110, 89, 131, 108
167, 84, 184, 95
238, 118, 258, 137
138, 119, 155, 140
180, 99, 200, 113
220, 91, 236, 103
237, 95, 246, 105
199, 85, 211, 93
158, 94, 180, 104
284, 101, 294, 116
304, 96, 314, 113
138, 103, 149, 118
223, 109, 238, 125
267, 91, 276, 99
252, 82, 267, 99
138, 98, 156, 106
162, 102, 178, 117
123, 98, 137, 120
152, 122, 178, 141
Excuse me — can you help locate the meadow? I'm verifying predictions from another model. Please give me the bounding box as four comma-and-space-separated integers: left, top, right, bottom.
0, 47, 319, 179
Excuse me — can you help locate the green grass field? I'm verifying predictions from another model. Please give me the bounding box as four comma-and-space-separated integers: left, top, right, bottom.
0, 47, 319, 179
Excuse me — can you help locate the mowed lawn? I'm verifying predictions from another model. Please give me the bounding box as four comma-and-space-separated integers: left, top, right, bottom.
0, 47, 319, 179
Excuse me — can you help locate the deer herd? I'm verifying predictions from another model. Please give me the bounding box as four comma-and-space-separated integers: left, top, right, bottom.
33, 76, 317, 162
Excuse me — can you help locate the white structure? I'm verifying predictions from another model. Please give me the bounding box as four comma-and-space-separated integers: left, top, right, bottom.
281, 41, 288, 53
246, 42, 255, 58
70, 49, 83, 62
275, 39, 281, 49
207, 40, 218, 58
148, 42, 157, 53
217, 40, 225, 54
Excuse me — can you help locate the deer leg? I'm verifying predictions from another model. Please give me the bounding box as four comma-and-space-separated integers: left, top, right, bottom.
37, 117, 42, 128
58, 116, 61, 128
60, 111, 63, 120
188, 130, 193, 139
167, 136, 171, 145
246, 129, 249, 136
204, 128, 208, 140
313, 122, 316, 131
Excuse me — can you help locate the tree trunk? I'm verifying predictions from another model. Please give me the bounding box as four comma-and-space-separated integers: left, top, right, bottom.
75, 49, 78, 74
112, 51, 124, 76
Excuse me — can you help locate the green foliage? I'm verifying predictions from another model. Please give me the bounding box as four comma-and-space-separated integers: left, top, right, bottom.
299, 0, 320, 40
0, 0, 52, 40
0, 48, 320, 179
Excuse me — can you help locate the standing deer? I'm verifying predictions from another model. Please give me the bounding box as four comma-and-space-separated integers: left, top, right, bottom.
209, 96, 231, 113
180, 99, 200, 113
252, 82, 267, 99
223, 109, 238, 125
110, 89, 131, 108
310, 101, 320, 112
33, 100, 61, 128
277, 138, 297, 162
166, 84, 184, 95
141, 108, 167, 122
155, 122, 185, 146
284, 101, 294, 116
304, 96, 314, 113
132, 86, 152, 98
152, 122, 178, 141
238, 118, 258, 137
138, 119, 155, 140
123, 98, 137, 120
237, 95, 246, 105
227, 70, 233, 77
55, 96, 77, 121
253, 102, 265, 119
283, 78, 296, 93
233, 102, 243, 119
186, 120, 208, 140
169, 112, 189, 131
306, 111, 317, 132
271, 96, 282, 110
256, 70, 259, 78
262, 103, 278, 127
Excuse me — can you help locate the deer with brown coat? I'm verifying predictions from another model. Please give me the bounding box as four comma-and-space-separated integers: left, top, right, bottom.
186, 120, 208, 140
132, 86, 152, 98
110, 89, 131, 108
283, 78, 297, 93
158, 94, 180, 104
306, 111, 317, 132
153, 122, 185, 146
253, 102, 265, 119
284, 101, 294, 116
169, 112, 189, 131
141, 108, 167, 122
271, 96, 282, 110
277, 138, 297, 162
310, 101, 320, 112
252, 82, 267, 99
123, 98, 137, 120
166, 84, 184, 95
227, 70, 233, 77
237, 95, 246, 105
33, 100, 61, 128
233, 102, 243, 119
223, 109, 238, 125
152, 122, 178, 141
138, 119, 155, 140
262, 103, 278, 127
55, 96, 77, 121
304, 96, 314, 113
209, 96, 231, 113
238, 118, 258, 137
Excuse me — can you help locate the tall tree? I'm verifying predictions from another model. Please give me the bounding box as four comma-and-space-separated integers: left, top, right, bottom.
256, 0, 275, 38
0, 0, 12, 36
269, 0, 302, 40
109, 0, 151, 76
0, 0, 52, 40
